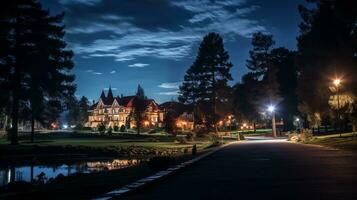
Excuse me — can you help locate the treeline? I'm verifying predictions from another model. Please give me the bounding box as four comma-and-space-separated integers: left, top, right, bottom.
0, 0, 75, 144
179, 0, 357, 132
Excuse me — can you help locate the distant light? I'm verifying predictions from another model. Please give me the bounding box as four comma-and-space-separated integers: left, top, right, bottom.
333, 79, 341, 86
267, 105, 275, 112
62, 124, 68, 129
295, 118, 300, 122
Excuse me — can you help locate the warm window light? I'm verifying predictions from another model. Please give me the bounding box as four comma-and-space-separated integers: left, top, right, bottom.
144, 121, 150, 126
243, 123, 247, 127
267, 105, 275, 112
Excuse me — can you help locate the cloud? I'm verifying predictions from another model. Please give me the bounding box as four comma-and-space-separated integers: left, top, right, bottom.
158, 90, 180, 95
86, 69, 102, 75
104, 87, 117, 90
61, 0, 265, 61
110, 70, 116, 74
59, 0, 101, 6
128, 63, 150, 68
158, 82, 181, 89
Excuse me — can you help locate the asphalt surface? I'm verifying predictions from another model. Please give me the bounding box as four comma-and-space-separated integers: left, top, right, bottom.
121, 137, 357, 200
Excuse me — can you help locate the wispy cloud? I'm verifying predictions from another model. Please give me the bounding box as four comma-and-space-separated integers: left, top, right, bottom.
64, 0, 265, 62
158, 82, 181, 89
86, 69, 102, 75
104, 87, 117, 90
59, 0, 101, 6
110, 70, 116, 74
128, 63, 150, 68
158, 90, 180, 96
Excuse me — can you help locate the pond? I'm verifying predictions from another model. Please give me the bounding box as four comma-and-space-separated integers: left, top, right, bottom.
0, 159, 142, 187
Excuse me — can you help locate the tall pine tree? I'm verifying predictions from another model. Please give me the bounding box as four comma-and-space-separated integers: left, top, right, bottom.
180, 32, 233, 133
0, 0, 75, 144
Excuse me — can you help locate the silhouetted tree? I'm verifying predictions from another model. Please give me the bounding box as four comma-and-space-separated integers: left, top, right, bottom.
163, 110, 176, 134
233, 73, 262, 131
133, 85, 148, 135
271, 48, 299, 131
247, 32, 281, 106
0, 0, 75, 144
180, 32, 233, 133
297, 0, 357, 129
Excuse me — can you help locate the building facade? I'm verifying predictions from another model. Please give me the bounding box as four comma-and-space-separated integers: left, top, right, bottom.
86, 87, 164, 128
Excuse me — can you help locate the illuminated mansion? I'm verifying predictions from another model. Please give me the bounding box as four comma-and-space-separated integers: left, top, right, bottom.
86, 87, 164, 128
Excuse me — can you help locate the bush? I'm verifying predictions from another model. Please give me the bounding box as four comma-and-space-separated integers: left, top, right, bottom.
107, 127, 113, 135
288, 129, 313, 142
148, 129, 157, 134
113, 125, 119, 132
148, 156, 175, 171
185, 132, 194, 141
120, 125, 126, 132
97, 123, 106, 134
174, 136, 187, 144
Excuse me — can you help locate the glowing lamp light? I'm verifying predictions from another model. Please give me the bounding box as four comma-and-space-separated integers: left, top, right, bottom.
144, 121, 150, 126
333, 79, 341, 86
295, 118, 300, 122
243, 123, 247, 127
62, 124, 68, 129
267, 105, 275, 113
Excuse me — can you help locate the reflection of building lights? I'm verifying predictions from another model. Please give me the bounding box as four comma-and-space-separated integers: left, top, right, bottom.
240, 126, 244, 129
182, 121, 187, 125
144, 121, 150, 126
219, 121, 223, 126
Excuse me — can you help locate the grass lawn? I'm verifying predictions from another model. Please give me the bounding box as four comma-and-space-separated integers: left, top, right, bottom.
0, 132, 231, 199
0, 131, 233, 166
304, 132, 357, 151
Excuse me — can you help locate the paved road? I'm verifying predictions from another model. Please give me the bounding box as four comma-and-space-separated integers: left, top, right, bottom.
122, 138, 357, 200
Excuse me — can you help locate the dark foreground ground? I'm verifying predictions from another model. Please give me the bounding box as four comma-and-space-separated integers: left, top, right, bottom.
121, 137, 357, 200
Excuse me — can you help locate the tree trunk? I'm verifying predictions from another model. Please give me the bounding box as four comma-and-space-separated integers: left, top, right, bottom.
31, 112, 35, 143
3, 115, 8, 131
11, 91, 19, 145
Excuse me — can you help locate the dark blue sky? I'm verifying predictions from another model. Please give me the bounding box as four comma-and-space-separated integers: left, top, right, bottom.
41, 0, 305, 103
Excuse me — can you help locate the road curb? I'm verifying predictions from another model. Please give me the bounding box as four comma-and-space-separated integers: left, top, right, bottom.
93, 142, 235, 200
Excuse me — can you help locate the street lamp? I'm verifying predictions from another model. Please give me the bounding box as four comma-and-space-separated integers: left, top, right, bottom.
267, 105, 277, 138
333, 78, 341, 136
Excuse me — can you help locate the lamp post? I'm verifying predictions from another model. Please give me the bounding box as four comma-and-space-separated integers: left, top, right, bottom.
333, 78, 341, 137
268, 105, 277, 138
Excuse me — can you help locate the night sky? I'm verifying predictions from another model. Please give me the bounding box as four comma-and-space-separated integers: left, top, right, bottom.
41, 0, 305, 104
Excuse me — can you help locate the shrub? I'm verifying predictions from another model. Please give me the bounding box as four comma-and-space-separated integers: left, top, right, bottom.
148, 129, 157, 134
185, 132, 194, 141
97, 123, 106, 134
148, 156, 175, 171
174, 136, 187, 144
113, 125, 119, 132
120, 125, 126, 132
107, 127, 113, 135
6, 181, 33, 192
195, 127, 207, 137
288, 129, 313, 142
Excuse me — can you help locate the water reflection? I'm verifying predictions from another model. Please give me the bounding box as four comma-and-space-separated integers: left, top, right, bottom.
0, 159, 141, 187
